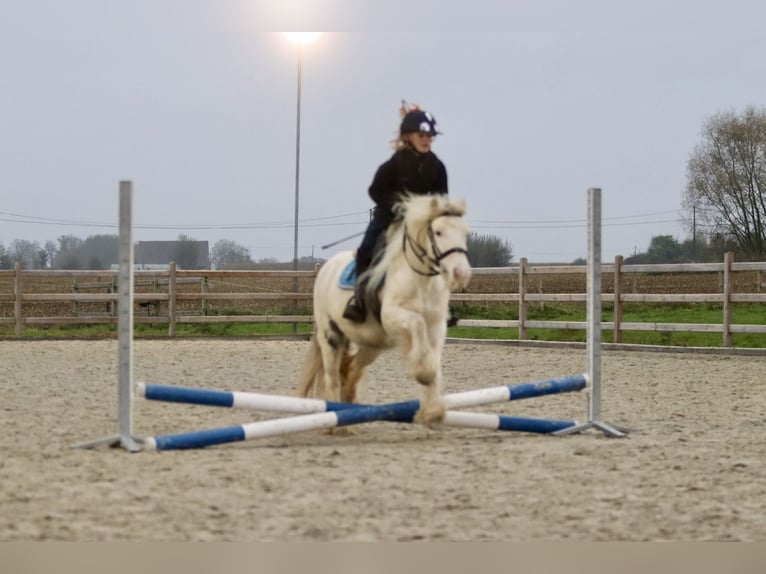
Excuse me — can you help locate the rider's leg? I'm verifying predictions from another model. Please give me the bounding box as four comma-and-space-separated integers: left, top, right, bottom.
343, 219, 385, 322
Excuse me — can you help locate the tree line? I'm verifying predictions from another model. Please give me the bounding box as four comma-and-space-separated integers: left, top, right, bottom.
0, 232, 513, 270
0, 228, 743, 271
0, 235, 258, 270
3, 105, 764, 269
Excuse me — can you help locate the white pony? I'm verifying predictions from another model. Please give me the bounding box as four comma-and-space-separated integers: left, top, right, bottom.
296, 194, 472, 424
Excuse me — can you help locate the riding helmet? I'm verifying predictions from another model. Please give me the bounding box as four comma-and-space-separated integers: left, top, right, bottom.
400, 109, 440, 136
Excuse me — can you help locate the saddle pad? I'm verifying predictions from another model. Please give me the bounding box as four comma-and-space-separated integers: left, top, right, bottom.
338, 259, 357, 290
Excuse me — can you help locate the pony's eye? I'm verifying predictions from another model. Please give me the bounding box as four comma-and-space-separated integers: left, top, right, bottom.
434, 230, 442, 237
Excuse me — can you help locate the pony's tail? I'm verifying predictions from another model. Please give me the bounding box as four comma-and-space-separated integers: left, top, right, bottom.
295, 335, 323, 397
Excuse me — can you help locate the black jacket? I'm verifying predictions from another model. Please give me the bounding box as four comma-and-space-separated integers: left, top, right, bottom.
368, 147, 448, 225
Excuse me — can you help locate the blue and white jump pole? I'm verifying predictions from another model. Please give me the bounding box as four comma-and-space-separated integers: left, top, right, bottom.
138, 375, 587, 450
137, 374, 587, 413
143, 409, 580, 451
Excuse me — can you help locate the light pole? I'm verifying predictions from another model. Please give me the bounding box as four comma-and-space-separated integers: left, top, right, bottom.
284, 33, 320, 333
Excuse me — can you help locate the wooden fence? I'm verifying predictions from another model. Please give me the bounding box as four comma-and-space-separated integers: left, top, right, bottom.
1, 254, 765, 346
454, 254, 766, 347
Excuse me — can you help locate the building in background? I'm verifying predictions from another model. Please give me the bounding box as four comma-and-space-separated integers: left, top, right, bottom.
135, 240, 210, 269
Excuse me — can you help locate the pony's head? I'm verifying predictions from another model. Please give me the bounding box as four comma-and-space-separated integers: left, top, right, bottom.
371, 194, 471, 292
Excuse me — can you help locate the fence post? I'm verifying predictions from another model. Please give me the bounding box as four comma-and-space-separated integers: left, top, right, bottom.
168, 262, 177, 337
14, 261, 22, 336
71, 277, 79, 317
109, 276, 117, 316
201, 276, 208, 316
613, 255, 623, 344
518, 257, 527, 340
722, 251, 733, 347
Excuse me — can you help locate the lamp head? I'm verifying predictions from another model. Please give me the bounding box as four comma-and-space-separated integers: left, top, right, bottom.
284, 32, 321, 45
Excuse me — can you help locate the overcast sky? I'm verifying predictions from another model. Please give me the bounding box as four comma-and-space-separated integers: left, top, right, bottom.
2, 1, 765, 263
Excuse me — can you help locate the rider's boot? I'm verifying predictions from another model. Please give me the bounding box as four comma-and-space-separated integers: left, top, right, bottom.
343, 295, 367, 323
343, 277, 368, 323
447, 306, 459, 328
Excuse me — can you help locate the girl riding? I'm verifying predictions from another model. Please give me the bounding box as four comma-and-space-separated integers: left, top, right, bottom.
343, 102, 456, 325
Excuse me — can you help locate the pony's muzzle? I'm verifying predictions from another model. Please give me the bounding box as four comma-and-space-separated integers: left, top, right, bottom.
448, 261, 472, 291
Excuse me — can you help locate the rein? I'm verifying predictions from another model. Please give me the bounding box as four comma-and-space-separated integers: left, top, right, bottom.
402, 212, 469, 276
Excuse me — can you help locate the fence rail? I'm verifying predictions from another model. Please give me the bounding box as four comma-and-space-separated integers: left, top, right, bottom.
2, 254, 765, 346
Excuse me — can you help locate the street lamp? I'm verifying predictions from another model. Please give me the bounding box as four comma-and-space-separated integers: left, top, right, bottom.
284, 32, 320, 332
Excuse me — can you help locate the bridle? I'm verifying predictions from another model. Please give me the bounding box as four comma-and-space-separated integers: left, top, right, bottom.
402, 211, 469, 277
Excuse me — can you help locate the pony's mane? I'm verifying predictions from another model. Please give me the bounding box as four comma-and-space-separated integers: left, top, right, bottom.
364, 194, 466, 291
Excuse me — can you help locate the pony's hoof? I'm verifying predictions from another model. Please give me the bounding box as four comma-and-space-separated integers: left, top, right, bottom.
414, 402, 446, 427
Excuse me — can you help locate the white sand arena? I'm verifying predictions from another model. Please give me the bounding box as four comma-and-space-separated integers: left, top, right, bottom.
2, 339, 765, 541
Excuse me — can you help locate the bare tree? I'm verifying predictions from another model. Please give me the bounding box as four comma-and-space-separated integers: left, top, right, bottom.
0, 243, 10, 269
9, 239, 43, 268
52, 235, 85, 269
466, 233, 514, 267
80, 235, 118, 269
684, 106, 766, 260
174, 234, 201, 269
210, 239, 253, 269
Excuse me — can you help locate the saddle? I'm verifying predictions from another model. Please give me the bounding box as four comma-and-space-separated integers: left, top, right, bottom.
338, 259, 358, 290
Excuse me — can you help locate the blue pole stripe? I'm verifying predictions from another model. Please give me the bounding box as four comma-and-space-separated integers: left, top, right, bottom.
334, 400, 421, 425
496, 416, 575, 433
144, 385, 235, 408
507, 376, 586, 400
152, 425, 245, 450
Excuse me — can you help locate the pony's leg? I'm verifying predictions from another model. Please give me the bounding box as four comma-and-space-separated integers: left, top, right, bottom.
315, 323, 348, 403
295, 335, 323, 397
339, 350, 363, 404
415, 322, 448, 425
382, 307, 445, 424
412, 339, 446, 425
383, 308, 438, 385
340, 345, 381, 403
314, 335, 358, 435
